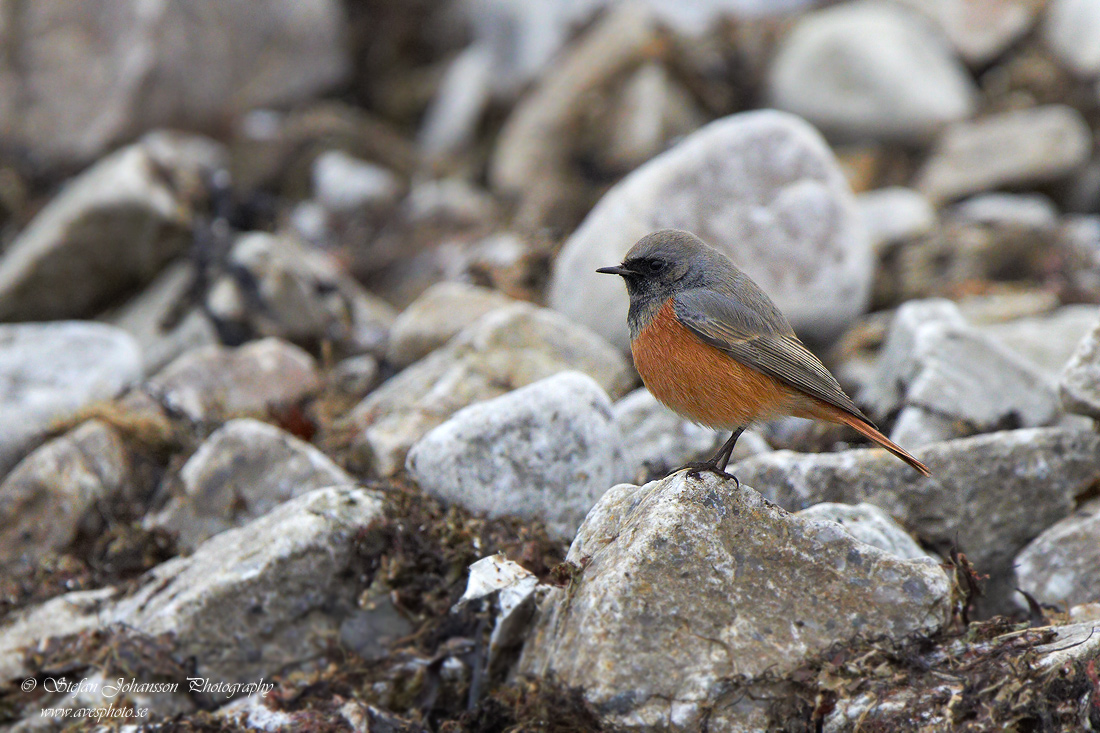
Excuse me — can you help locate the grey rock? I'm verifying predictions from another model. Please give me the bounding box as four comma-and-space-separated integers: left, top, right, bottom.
386, 281, 514, 368
0, 421, 131, 569
731, 427, 1100, 613
796, 502, 933, 561
312, 151, 401, 213
862, 300, 967, 418
856, 187, 937, 251
949, 192, 1060, 231
862, 299, 1059, 447
599, 62, 707, 173
332, 354, 381, 398
407, 372, 631, 539
613, 388, 770, 481
147, 338, 320, 424
979, 304, 1098, 382
146, 418, 354, 551
0, 322, 141, 479
419, 44, 496, 158
895, 0, 1039, 64
0, 587, 118, 684
519, 472, 951, 730
549, 110, 873, 349
767, 1, 976, 141
208, 232, 396, 356
916, 105, 1093, 202
1015, 498, 1100, 609
1044, 0, 1100, 77
456, 554, 543, 674
115, 486, 385, 685
1060, 313, 1100, 419
0, 135, 222, 321
110, 260, 220, 376
403, 177, 498, 226
0, 0, 347, 167
490, 3, 659, 226
348, 303, 634, 476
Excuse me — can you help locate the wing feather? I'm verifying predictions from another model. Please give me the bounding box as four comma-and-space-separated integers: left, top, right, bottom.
673, 289, 869, 424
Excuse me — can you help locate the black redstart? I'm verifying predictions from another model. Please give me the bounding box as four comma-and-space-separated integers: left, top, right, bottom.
597, 228, 930, 479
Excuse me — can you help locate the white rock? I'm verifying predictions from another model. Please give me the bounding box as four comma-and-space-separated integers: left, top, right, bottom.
0, 421, 131, 568
856, 187, 937, 250
419, 44, 496, 158
978, 304, 1098, 382
387, 281, 514, 368
767, 1, 976, 141
349, 303, 634, 476
796, 502, 934, 561
861, 299, 1060, 447
732, 427, 1100, 614
407, 372, 632, 539
0, 322, 141, 478
115, 486, 386, 684
1015, 498, 1100, 609
1060, 312, 1100, 419
895, 0, 1039, 64
916, 105, 1093, 202
949, 193, 1060, 231
600, 62, 707, 172
1044, 0, 1100, 77
312, 151, 400, 212
0, 588, 118, 683
146, 419, 354, 551
148, 338, 320, 424
549, 110, 873, 348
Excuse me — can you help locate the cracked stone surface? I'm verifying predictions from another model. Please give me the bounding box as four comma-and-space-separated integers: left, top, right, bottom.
861, 299, 1059, 447
114, 486, 386, 684
1015, 498, 1100, 609
407, 372, 632, 540
348, 302, 633, 476
732, 427, 1100, 615
519, 472, 951, 731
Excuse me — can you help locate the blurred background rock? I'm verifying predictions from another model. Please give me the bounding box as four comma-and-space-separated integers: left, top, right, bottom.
2, 0, 1100, 730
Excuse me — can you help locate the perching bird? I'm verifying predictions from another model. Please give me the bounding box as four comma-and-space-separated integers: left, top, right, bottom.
597, 229, 930, 479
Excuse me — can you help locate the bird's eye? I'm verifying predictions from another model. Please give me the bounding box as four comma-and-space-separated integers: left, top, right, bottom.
645, 259, 667, 274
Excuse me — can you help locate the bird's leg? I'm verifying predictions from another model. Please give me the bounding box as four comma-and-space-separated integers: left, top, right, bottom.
677, 428, 745, 485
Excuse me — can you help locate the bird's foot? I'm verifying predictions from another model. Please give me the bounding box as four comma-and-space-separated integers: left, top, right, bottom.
676, 461, 740, 487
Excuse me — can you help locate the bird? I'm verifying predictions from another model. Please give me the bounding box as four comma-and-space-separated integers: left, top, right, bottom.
596, 229, 930, 480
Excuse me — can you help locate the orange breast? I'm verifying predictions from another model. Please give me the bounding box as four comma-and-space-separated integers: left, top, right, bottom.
631, 299, 797, 429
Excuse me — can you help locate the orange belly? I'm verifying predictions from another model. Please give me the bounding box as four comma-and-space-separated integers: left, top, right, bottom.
630, 299, 798, 429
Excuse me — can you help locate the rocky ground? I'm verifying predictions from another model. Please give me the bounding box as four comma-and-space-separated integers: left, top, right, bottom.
1, 0, 1100, 730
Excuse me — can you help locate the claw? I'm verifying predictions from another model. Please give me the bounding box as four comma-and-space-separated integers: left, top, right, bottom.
677, 461, 739, 484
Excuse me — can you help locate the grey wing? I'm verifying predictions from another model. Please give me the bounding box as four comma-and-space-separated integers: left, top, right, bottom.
672, 289, 869, 423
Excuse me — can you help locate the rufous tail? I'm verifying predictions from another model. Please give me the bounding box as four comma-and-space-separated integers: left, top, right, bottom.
829, 410, 931, 478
